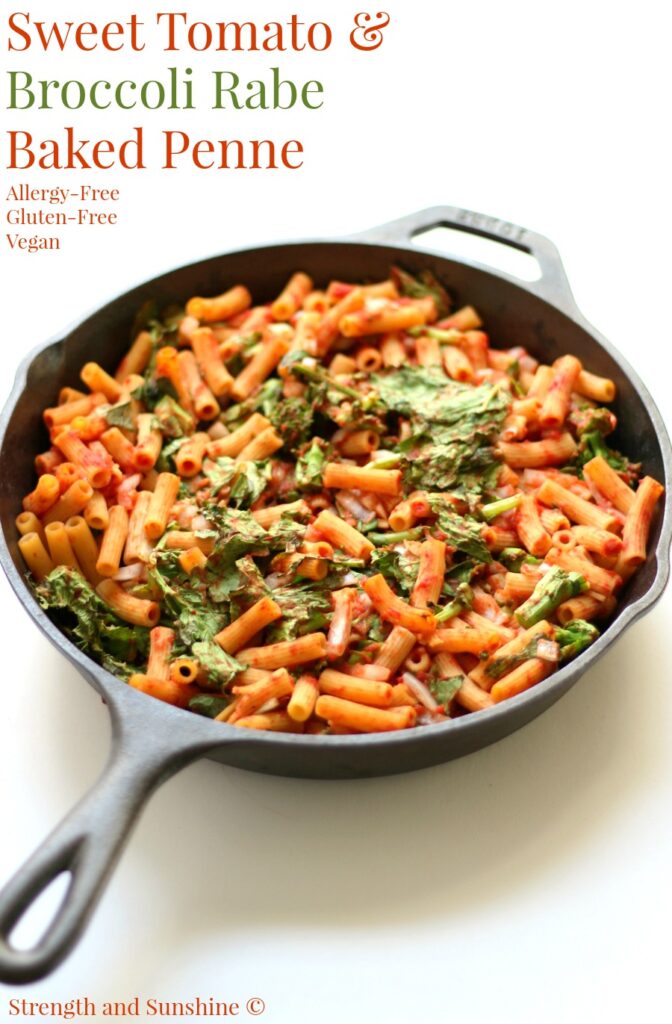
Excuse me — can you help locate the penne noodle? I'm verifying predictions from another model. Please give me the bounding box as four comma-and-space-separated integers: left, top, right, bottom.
65, 516, 102, 585
80, 362, 123, 403
236, 426, 283, 462
539, 355, 582, 430
96, 505, 129, 577
129, 673, 194, 707
536, 477, 621, 533
516, 494, 552, 557
490, 657, 552, 702
15, 510, 45, 544
318, 668, 393, 708
323, 463, 401, 497
287, 674, 319, 722
374, 626, 417, 671
177, 349, 220, 421
340, 297, 436, 338
96, 579, 160, 627
42, 479, 94, 525
18, 532, 55, 581
498, 433, 577, 469
215, 595, 282, 654
616, 476, 665, 576
115, 330, 153, 381
410, 538, 446, 608
362, 574, 436, 636
175, 432, 209, 477
147, 626, 175, 682
186, 284, 252, 323
574, 369, 616, 403
133, 414, 163, 472
313, 509, 374, 561
469, 620, 555, 690
237, 632, 328, 670
206, 413, 271, 459
272, 272, 313, 320
230, 335, 290, 401
582, 455, 636, 515
178, 548, 208, 574
44, 521, 81, 572
23, 474, 60, 516
315, 695, 416, 732
123, 491, 154, 564
144, 473, 180, 540
190, 327, 234, 398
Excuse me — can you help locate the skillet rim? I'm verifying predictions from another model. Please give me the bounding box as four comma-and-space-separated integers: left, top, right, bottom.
0, 235, 670, 759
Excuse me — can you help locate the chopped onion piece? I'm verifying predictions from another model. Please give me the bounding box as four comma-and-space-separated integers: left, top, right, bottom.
536, 639, 560, 662
191, 514, 210, 531
401, 672, 440, 712
336, 490, 376, 523
264, 572, 293, 590
415, 709, 446, 727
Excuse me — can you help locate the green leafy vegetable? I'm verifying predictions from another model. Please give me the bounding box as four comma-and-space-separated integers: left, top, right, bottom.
266, 584, 332, 643
188, 694, 230, 718
269, 396, 313, 452
192, 641, 244, 688
430, 674, 464, 710
294, 438, 328, 490
229, 461, 271, 508
370, 544, 420, 594
430, 499, 492, 563
221, 378, 283, 428
152, 394, 194, 438
104, 401, 135, 431
36, 568, 149, 678
391, 266, 451, 318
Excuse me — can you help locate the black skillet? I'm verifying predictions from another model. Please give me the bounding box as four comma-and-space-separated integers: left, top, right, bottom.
0, 207, 670, 984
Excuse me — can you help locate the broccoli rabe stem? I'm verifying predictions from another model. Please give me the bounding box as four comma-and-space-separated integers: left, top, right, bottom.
369, 528, 423, 546
481, 494, 523, 522
435, 599, 467, 623
515, 566, 588, 628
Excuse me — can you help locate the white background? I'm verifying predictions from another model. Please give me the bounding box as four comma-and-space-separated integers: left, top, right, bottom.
1, 2, 671, 1022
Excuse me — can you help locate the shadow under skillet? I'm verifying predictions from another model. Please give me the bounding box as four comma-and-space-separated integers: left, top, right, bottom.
50, 608, 660, 995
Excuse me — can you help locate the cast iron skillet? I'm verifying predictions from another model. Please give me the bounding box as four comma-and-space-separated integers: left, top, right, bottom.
0, 207, 670, 984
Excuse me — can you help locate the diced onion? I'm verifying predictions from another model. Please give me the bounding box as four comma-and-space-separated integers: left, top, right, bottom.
113, 563, 145, 583
336, 491, 376, 523
536, 639, 560, 662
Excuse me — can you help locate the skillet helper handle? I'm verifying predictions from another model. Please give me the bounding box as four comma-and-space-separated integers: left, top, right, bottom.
354, 205, 579, 315
0, 713, 208, 985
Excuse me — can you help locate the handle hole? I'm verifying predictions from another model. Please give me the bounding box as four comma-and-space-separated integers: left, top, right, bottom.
411, 225, 542, 282
8, 871, 71, 951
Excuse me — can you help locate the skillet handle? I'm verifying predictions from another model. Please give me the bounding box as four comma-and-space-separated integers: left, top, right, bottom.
0, 699, 213, 984
353, 205, 580, 315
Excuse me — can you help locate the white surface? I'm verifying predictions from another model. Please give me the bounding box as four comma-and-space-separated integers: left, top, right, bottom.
1, 2, 671, 1022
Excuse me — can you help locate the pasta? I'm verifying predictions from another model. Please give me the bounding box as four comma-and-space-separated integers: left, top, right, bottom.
18, 265, 663, 735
